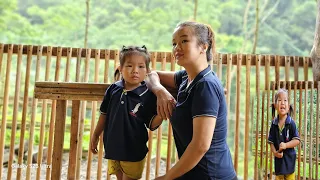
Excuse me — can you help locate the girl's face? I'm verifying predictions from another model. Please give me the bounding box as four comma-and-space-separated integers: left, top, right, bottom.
172, 26, 204, 67
275, 92, 289, 117
120, 55, 147, 90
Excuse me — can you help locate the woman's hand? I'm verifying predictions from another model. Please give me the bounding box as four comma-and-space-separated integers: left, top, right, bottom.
154, 87, 176, 120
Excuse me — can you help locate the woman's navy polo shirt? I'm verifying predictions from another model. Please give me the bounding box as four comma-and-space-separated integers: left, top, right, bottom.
99, 80, 158, 162
268, 115, 300, 175
171, 66, 236, 180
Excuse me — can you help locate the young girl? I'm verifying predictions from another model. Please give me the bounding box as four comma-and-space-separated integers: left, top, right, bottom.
91, 45, 164, 180
146, 21, 237, 180
268, 89, 300, 180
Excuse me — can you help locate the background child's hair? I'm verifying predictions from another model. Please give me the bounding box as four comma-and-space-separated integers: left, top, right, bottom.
271, 88, 294, 118
119, 45, 151, 71
114, 67, 121, 81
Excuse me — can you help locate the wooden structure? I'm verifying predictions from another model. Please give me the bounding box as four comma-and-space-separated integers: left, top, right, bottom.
0, 43, 319, 180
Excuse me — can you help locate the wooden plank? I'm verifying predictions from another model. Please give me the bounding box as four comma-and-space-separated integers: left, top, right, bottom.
266, 81, 319, 90
217, 53, 222, 78
7, 44, 22, 180
51, 100, 67, 180
260, 92, 265, 168
75, 48, 82, 82
26, 45, 42, 180
114, 49, 119, 71
234, 54, 242, 173
67, 101, 80, 180
254, 54, 260, 180
104, 49, 110, 83
36, 44, 51, 180
303, 57, 308, 81
270, 82, 275, 179
3, 44, 314, 67
65, 47, 72, 82
244, 54, 251, 179
34, 87, 106, 95
0, 43, 3, 76
35, 81, 109, 89
275, 55, 280, 88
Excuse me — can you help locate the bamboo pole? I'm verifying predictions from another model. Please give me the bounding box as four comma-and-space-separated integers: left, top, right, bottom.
234, 54, 242, 173
303, 81, 308, 179
226, 54, 232, 133
298, 82, 303, 180
155, 52, 166, 177
76, 49, 91, 180
244, 54, 251, 180
294, 56, 299, 81
26, 45, 42, 180
303, 57, 308, 81
269, 82, 275, 179
254, 55, 260, 180
7, 44, 22, 180
146, 52, 157, 180
0, 44, 13, 179
17, 45, 33, 180
309, 82, 313, 179
315, 82, 319, 180
166, 52, 175, 172
45, 46, 60, 180
102, 49, 110, 179
0, 44, 3, 76
285, 56, 290, 81
36, 45, 52, 180
264, 55, 270, 180
86, 49, 100, 180
275, 55, 280, 89
260, 91, 265, 169
217, 53, 222, 78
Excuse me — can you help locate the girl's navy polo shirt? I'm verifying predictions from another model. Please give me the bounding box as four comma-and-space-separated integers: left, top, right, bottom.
268, 115, 300, 175
99, 80, 158, 162
171, 66, 236, 180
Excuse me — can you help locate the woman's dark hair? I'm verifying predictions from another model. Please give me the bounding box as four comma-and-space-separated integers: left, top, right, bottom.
271, 88, 294, 118
119, 45, 151, 71
176, 21, 215, 62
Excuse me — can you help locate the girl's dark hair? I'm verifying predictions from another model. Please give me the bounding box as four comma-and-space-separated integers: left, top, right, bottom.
176, 21, 215, 62
114, 67, 121, 81
119, 45, 151, 71
271, 88, 294, 118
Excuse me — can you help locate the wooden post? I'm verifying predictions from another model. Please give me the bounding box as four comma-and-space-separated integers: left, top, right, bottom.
254, 55, 260, 180
244, 54, 251, 180
51, 100, 67, 180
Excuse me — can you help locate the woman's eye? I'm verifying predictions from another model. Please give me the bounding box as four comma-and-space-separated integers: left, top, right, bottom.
182, 40, 188, 43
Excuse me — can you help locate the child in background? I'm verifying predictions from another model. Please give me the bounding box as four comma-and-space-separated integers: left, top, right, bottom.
91, 45, 164, 180
268, 89, 300, 180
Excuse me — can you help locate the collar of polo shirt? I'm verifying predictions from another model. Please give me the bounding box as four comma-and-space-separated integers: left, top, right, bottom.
114, 79, 149, 96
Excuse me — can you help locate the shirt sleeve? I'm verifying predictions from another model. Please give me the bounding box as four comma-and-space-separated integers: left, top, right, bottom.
290, 120, 300, 141
174, 70, 187, 88
99, 84, 114, 115
268, 123, 275, 144
191, 81, 221, 118
140, 92, 158, 130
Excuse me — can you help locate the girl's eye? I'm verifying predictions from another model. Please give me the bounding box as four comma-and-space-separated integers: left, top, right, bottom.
139, 66, 145, 68
182, 40, 188, 43
172, 43, 176, 47
126, 65, 132, 67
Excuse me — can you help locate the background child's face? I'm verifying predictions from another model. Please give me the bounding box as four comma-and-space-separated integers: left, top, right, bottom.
275, 92, 289, 117
120, 55, 147, 90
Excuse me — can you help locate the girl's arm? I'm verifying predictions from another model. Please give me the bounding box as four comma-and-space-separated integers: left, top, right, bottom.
279, 139, 300, 151
91, 114, 107, 154
145, 71, 176, 119
270, 143, 283, 158
163, 116, 216, 179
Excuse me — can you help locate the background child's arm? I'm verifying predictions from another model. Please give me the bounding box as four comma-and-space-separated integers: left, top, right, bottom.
270, 143, 283, 158
91, 114, 107, 154
279, 139, 300, 151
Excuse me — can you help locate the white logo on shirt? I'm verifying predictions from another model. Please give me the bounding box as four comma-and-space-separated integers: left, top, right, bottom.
130, 103, 141, 117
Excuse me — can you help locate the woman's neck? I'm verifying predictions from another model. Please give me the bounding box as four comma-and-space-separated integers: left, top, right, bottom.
184, 61, 209, 81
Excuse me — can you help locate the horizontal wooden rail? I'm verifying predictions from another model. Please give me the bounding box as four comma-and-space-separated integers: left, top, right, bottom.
266, 81, 319, 90
2, 44, 313, 67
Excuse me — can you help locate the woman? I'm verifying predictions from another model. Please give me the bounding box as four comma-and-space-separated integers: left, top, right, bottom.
146, 21, 237, 180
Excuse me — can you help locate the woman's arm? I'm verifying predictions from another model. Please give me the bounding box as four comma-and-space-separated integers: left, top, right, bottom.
145, 71, 176, 119
161, 116, 216, 179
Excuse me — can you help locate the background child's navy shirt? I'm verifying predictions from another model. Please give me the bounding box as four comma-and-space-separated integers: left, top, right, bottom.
172, 66, 236, 180
268, 115, 300, 175
100, 80, 158, 162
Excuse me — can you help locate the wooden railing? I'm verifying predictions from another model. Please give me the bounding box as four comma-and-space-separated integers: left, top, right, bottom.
0, 43, 319, 180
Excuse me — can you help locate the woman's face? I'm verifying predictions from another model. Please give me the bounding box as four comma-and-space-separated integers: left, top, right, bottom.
172, 26, 203, 67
